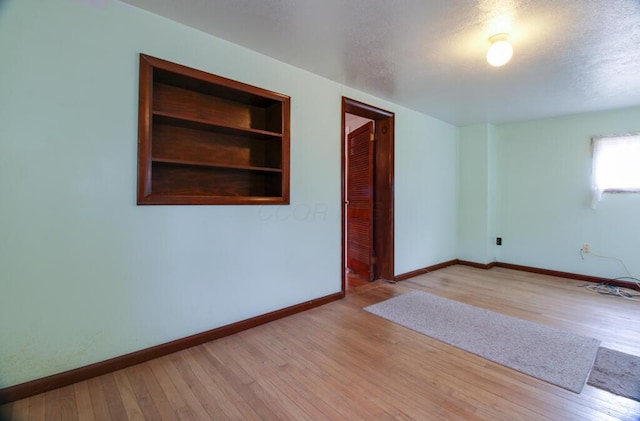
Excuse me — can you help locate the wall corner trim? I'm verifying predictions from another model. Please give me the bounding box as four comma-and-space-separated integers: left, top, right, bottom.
394, 259, 458, 281
394, 259, 637, 292
456, 260, 497, 270
0, 291, 344, 404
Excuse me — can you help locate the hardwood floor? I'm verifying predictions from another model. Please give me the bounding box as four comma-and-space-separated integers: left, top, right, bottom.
3, 265, 640, 420
345, 270, 372, 291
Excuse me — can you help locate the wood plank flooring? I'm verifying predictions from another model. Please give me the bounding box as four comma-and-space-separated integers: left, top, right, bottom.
3, 265, 640, 420
346, 270, 371, 291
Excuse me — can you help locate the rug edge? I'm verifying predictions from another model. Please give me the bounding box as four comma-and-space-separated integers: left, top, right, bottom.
363, 290, 601, 394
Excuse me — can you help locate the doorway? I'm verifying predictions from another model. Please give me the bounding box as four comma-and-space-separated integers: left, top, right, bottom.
342, 97, 395, 291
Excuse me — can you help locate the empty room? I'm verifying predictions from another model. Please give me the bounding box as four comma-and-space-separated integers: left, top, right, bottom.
1, 0, 640, 419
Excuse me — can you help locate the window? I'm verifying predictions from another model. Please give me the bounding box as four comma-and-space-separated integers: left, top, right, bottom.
591, 133, 640, 207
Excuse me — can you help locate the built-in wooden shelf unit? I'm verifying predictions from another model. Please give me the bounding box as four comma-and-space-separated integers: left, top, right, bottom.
137, 54, 290, 205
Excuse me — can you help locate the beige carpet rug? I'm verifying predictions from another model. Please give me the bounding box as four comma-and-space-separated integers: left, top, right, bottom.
588, 347, 640, 402
364, 290, 601, 393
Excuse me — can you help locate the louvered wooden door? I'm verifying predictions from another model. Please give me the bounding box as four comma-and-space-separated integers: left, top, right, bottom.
347, 121, 375, 281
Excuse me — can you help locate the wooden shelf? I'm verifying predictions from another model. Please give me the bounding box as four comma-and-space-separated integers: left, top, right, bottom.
137, 54, 290, 205
151, 157, 284, 173
152, 111, 283, 139
150, 162, 283, 198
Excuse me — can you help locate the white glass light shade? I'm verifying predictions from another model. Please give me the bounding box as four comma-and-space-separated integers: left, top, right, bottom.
486, 34, 513, 67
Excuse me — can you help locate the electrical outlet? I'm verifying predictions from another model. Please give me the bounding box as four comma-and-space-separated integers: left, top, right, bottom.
496, 237, 502, 246
582, 243, 590, 253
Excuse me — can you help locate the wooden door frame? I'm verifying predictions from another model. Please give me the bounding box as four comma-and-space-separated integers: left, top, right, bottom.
342, 97, 395, 291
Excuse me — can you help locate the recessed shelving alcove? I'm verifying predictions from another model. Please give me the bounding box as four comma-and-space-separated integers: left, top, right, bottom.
137, 54, 290, 205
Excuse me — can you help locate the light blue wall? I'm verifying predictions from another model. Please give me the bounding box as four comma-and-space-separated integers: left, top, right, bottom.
393, 108, 459, 272
459, 106, 640, 278
496, 106, 640, 278
458, 124, 496, 264
0, 0, 458, 387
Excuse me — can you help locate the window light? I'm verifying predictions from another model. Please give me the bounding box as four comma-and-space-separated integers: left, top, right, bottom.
591, 133, 640, 207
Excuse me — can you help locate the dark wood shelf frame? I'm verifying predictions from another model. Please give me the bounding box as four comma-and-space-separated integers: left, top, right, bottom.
152, 111, 284, 139
138, 54, 290, 205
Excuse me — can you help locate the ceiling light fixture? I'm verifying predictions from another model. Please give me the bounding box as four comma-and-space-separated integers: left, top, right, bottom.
486, 33, 513, 67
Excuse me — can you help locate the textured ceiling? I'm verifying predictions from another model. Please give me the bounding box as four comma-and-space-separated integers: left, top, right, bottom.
121, 0, 640, 126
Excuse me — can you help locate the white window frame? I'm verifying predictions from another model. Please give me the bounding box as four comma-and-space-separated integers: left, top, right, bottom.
591, 132, 640, 207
